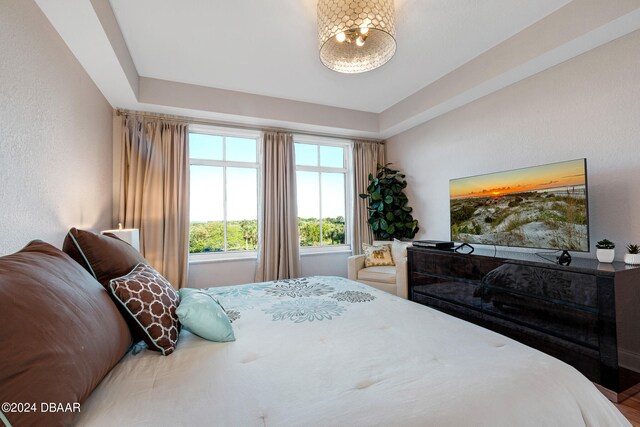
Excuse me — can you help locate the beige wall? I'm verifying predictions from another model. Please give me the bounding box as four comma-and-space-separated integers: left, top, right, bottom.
386, 30, 640, 260
0, 0, 113, 255
188, 252, 350, 288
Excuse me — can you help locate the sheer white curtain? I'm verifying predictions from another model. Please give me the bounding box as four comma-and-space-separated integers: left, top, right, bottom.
118, 115, 190, 288
351, 140, 385, 255
255, 131, 300, 281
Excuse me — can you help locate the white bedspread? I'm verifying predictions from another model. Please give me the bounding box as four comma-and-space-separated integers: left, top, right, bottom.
77, 277, 628, 426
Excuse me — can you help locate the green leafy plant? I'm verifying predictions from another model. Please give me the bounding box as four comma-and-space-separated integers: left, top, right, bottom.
359, 163, 419, 240
627, 244, 640, 254
596, 239, 615, 250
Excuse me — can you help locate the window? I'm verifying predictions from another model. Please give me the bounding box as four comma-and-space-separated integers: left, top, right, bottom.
294, 137, 350, 249
189, 126, 260, 256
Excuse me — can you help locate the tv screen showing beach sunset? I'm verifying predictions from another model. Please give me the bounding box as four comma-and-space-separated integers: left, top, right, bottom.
450, 159, 589, 251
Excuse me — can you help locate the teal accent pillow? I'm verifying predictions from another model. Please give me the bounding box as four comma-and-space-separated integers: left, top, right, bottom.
176, 290, 235, 342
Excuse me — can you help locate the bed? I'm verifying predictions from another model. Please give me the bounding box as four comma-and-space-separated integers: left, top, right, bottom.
0, 237, 629, 426
75, 276, 628, 426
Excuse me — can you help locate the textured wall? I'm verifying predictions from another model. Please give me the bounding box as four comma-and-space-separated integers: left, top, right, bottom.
0, 0, 113, 255
386, 30, 640, 260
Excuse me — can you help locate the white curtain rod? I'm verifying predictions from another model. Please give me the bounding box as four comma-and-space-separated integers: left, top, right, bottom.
115, 109, 384, 145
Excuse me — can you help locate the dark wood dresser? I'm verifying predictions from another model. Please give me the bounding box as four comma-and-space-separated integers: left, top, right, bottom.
407, 246, 640, 401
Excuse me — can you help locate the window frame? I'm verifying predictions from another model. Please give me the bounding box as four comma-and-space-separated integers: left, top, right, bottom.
188, 124, 261, 260
294, 134, 352, 254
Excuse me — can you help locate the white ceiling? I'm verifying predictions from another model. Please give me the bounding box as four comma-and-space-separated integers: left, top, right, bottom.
109, 0, 571, 113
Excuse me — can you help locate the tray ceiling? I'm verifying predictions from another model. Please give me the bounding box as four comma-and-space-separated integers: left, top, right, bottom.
35, 0, 640, 138
109, 0, 571, 113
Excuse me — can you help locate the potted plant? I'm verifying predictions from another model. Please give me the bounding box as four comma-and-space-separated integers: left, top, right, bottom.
624, 244, 640, 265
359, 163, 419, 240
596, 239, 615, 263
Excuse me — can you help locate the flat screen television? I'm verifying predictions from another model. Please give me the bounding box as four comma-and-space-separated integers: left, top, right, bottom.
450, 158, 589, 252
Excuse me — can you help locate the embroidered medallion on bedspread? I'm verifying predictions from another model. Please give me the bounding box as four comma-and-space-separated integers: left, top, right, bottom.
200, 277, 377, 324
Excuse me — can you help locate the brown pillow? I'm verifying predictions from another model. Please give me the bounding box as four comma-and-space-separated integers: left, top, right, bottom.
110, 263, 180, 355
62, 227, 147, 288
0, 241, 132, 427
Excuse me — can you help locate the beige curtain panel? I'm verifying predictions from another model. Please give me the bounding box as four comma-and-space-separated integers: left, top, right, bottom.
119, 115, 190, 289
352, 140, 385, 255
255, 131, 301, 281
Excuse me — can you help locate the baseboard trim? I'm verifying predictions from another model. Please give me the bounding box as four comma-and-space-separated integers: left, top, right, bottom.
619, 349, 640, 372
595, 382, 640, 404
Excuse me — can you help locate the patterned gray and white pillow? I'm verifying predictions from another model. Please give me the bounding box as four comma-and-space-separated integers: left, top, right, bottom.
110, 263, 180, 356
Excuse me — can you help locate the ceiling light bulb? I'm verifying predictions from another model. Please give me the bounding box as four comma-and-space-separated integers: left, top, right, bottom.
360, 27, 369, 35
335, 32, 346, 43
356, 36, 365, 47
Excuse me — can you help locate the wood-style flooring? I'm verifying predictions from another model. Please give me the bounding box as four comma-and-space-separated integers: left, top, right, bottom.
616, 392, 640, 426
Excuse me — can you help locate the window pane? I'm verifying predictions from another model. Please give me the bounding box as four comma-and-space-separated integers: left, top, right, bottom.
190, 133, 223, 160
189, 165, 224, 253
226, 168, 258, 251
297, 171, 320, 246
320, 145, 344, 168
226, 137, 257, 163
321, 173, 346, 245
294, 143, 318, 166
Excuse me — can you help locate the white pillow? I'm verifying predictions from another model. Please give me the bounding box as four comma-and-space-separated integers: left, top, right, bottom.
391, 239, 411, 264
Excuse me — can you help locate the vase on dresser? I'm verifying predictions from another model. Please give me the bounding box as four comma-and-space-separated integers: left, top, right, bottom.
624, 253, 640, 265
597, 249, 615, 263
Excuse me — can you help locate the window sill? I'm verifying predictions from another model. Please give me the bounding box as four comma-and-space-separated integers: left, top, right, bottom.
189, 252, 257, 265
300, 245, 352, 256
188, 247, 353, 264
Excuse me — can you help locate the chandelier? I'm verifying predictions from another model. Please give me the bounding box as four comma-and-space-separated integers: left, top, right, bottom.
317, 0, 396, 74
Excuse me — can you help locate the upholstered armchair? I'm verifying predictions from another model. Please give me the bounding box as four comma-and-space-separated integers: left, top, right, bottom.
348, 240, 410, 299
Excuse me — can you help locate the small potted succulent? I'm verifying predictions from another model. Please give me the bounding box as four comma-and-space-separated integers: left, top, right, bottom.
596, 239, 615, 263
624, 244, 640, 265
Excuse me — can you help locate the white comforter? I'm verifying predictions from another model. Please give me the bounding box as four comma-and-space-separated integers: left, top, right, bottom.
77, 277, 628, 426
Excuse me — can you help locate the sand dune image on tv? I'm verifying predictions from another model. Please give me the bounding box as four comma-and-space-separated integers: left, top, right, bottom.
449, 158, 589, 252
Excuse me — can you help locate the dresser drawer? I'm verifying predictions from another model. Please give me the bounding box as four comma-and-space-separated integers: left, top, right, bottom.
481, 291, 599, 348
412, 273, 482, 310
480, 263, 597, 308
409, 250, 503, 282
412, 291, 483, 323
